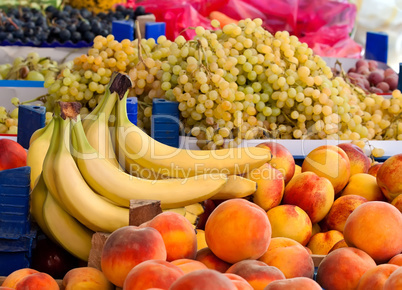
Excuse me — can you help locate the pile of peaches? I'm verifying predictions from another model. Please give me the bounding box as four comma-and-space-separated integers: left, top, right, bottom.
1, 142, 402, 290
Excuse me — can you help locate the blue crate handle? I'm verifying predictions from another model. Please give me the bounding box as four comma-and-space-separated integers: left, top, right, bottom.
17, 105, 46, 150
365, 32, 388, 64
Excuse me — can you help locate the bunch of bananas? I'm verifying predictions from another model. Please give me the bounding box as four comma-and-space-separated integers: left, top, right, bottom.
27, 73, 268, 261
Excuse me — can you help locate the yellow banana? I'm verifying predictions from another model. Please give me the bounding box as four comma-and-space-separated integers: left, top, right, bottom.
43, 188, 93, 261
113, 74, 271, 178
27, 119, 54, 189
212, 175, 257, 200
71, 115, 228, 209
52, 114, 129, 232
29, 124, 47, 145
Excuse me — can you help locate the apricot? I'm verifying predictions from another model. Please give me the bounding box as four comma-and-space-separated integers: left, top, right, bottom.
377, 153, 402, 201
1, 268, 39, 288
223, 273, 253, 290
388, 253, 402, 266
205, 199, 271, 263
356, 264, 399, 290
170, 269, 237, 290
101, 226, 167, 287
62, 267, 113, 290
123, 260, 184, 290
258, 237, 314, 279
391, 194, 402, 213
263, 277, 322, 290
140, 211, 197, 261
226, 260, 285, 290
302, 145, 350, 194
337, 143, 370, 176
307, 230, 344, 255
267, 205, 312, 246
316, 247, 376, 290
341, 173, 385, 201
343, 201, 402, 263
15, 272, 59, 290
171, 259, 208, 274
384, 267, 402, 290
195, 247, 232, 273
283, 171, 334, 223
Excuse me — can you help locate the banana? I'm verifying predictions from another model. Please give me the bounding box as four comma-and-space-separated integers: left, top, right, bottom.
163, 207, 186, 216
185, 203, 205, 216
52, 114, 129, 232
29, 123, 48, 145
113, 74, 271, 178
43, 188, 93, 261
71, 114, 228, 209
212, 175, 257, 200
27, 119, 54, 189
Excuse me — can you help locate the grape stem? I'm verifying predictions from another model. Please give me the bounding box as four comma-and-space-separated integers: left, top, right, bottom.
19, 95, 48, 106
335, 60, 367, 102
134, 20, 151, 68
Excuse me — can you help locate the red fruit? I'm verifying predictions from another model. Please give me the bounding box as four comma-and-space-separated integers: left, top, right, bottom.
0, 139, 27, 171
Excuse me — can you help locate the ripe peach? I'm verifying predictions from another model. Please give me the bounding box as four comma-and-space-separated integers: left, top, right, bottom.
0, 139, 27, 170
321, 195, 367, 232
343, 201, 402, 263
282, 172, 334, 223
293, 164, 302, 177
62, 267, 113, 290
391, 194, 402, 213
256, 142, 296, 183
307, 230, 344, 255
205, 199, 271, 263
356, 264, 399, 290
0, 287, 14, 290
316, 247, 376, 290
1, 268, 39, 288
258, 237, 314, 279
388, 253, 402, 266
245, 163, 285, 211
101, 226, 167, 287
223, 273, 253, 290
341, 173, 385, 201
377, 153, 402, 201
123, 260, 184, 290
267, 205, 312, 246
311, 223, 321, 236
195, 247, 232, 273
368, 162, 382, 177
170, 269, 237, 290
263, 277, 322, 290
140, 211, 197, 261
302, 145, 350, 194
171, 259, 208, 274
226, 260, 286, 290
337, 143, 370, 176
383, 267, 402, 290
15, 272, 59, 290
328, 239, 348, 253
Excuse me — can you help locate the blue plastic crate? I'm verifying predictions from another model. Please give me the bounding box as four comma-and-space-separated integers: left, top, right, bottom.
17, 105, 46, 150
151, 99, 180, 148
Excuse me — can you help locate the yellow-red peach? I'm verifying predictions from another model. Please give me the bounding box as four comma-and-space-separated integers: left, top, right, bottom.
307, 230, 344, 255
356, 264, 399, 290
223, 273, 253, 290
205, 199, 271, 263
62, 267, 113, 290
368, 162, 382, 177
282, 172, 334, 223
101, 226, 167, 288
341, 173, 385, 201
376, 153, 402, 201
0, 287, 14, 290
321, 195, 367, 232
140, 211, 197, 261
263, 277, 322, 290
195, 248, 232, 273
123, 260, 184, 290
328, 239, 348, 253
170, 269, 237, 290
258, 237, 314, 279
343, 201, 402, 263
302, 145, 350, 194
388, 254, 402, 266
293, 165, 302, 178
15, 272, 59, 290
316, 247, 376, 290
171, 259, 208, 274
337, 143, 371, 176
226, 260, 286, 290
267, 205, 312, 246
1, 268, 39, 288
391, 194, 402, 213
383, 267, 402, 290
311, 223, 321, 236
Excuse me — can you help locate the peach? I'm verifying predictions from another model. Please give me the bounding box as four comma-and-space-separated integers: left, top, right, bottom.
258, 237, 315, 279
316, 247, 376, 290
123, 260, 184, 290
196, 229, 208, 250
267, 205, 312, 246
0, 139, 27, 170
356, 264, 399, 290
388, 253, 402, 266
311, 223, 321, 236
0, 287, 14, 290
328, 239, 348, 253
171, 259, 208, 274
101, 226, 167, 287
337, 143, 371, 176
343, 201, 402, 263
302, 145, 350, 194
263, 277, 322, 290
307, 230, 344, 255
282, 172, 334, 223
195, 247, 232, 273
383, 267, 402, 290
293, 164, 302, 177
62, 267, 113, 290
1, 268, 39, 288
341, 173, 385, 201
140, 211, 197, 261
245, 163, 285, 211
391, 194, 402, 213
226, 260, 286, 290
321, 195, 367, 232
377, 153, 402, 201
15, 272, 59, 290
223, 273, 253, 290
256, 142, 296, 183
170, 269, 237, 290
205, 199, 271, 263
368, 162, 382, 177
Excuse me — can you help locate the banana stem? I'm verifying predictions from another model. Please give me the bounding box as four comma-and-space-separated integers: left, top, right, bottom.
59, 101, 82, 121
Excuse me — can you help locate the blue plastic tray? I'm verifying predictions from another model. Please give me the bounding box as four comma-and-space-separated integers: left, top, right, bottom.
0, 39, 93, 48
